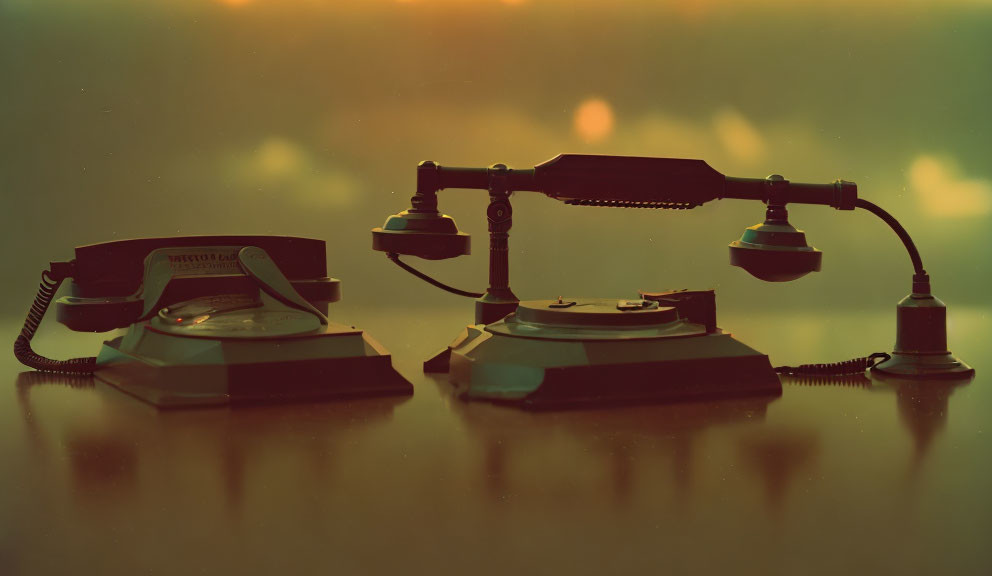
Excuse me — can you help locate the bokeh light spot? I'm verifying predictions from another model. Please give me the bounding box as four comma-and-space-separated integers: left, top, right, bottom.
713, 108, 766, 164
256, 137, 305, 178
573, 98, 615, 144
909, 155, 991, 218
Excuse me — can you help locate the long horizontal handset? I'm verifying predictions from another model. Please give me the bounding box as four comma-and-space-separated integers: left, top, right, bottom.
413, 154, 857, 210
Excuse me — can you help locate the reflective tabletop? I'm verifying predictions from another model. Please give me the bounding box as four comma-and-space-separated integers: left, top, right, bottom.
2, 306, 989, 575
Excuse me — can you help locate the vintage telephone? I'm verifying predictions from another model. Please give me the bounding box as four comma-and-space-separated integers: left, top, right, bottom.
14, 236, 411, 406
372, 154, 973, 406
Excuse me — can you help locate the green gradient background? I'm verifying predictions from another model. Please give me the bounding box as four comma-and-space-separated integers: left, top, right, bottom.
2, 0, 990, 324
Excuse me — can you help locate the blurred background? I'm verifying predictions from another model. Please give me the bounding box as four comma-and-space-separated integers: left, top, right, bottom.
1, 0, 990, 324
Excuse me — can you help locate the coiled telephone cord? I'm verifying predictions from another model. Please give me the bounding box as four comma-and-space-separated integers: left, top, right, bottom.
774, 352, 890, 376
13, 268, 96, 374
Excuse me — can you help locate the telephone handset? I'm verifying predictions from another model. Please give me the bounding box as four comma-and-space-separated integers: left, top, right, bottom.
15, 235, 341, 373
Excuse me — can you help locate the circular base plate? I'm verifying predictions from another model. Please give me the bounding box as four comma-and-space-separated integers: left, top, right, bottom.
872, 351, 975, 380
487, 298, 704, 341
515, 298, 677, 327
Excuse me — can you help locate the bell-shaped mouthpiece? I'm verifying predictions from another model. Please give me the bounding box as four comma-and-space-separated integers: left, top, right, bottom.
729, 205, 821, 282
372, 209, 470, 260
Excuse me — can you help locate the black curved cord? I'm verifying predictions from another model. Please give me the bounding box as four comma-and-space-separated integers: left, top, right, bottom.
775, 352, 890, 376
772, 199, 921, 377
13, 269, 97, 373
387, 253, 485, 298
855, 199, 925, 276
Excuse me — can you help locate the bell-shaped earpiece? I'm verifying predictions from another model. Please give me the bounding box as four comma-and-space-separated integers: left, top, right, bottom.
729, 204, 821, 282
372, 209, 470, 260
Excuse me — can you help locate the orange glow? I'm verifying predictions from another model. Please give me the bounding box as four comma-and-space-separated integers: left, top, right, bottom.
215, 0, 253, 7
573, 98, 615, 144
673, 0, 716, 21
395, 0, 527, 4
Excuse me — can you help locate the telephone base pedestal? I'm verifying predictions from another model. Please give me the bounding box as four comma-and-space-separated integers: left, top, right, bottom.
95, 323, 412, 408
430, 298, 781, 408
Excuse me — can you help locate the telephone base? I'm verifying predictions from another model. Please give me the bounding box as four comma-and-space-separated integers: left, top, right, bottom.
438, 298, 781, 408
94, 324, 412, 408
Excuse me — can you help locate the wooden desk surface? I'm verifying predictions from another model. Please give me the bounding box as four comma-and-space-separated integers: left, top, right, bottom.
2, 306, 989, 575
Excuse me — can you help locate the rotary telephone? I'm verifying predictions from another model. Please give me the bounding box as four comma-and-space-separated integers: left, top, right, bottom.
14, 235, 341, 373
